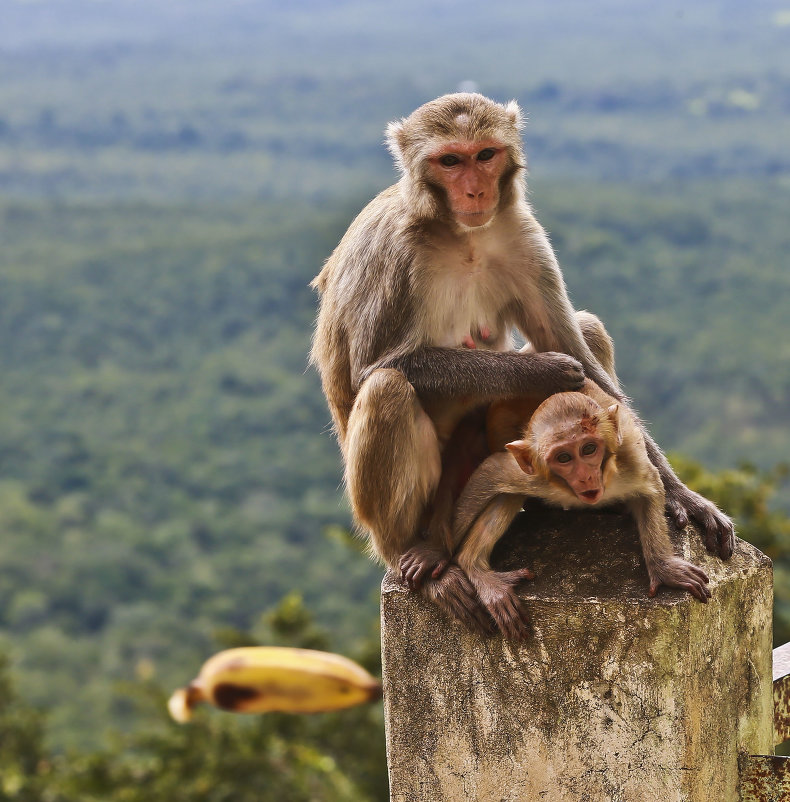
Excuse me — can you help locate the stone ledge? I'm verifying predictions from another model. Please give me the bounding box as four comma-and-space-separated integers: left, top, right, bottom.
381, 505, 773, 802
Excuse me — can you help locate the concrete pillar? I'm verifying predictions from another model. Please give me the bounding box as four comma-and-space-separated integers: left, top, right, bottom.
381, 505, 773, 802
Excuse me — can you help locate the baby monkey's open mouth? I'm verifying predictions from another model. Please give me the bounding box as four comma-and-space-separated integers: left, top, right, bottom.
580, 489, 602, 503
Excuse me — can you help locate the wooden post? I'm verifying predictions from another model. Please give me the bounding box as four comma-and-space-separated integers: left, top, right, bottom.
381, 506, 773, 802
740, 642, 790, 801
771, 641, 790, 745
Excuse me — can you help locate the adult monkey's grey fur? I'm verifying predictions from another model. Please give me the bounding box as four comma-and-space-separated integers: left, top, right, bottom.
310, 93, 733, 631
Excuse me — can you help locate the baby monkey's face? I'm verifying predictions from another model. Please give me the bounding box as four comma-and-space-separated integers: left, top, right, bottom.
546, 433, 607, 504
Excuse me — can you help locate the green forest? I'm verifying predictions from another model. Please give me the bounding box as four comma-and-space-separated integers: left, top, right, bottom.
1, 0, 790, 798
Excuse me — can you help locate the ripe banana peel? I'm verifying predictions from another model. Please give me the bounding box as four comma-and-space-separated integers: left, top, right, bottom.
168, 646, 382, 722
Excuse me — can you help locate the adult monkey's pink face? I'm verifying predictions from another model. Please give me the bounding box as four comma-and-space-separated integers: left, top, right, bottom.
426, 138, 508, 227
386, 94, 525, 227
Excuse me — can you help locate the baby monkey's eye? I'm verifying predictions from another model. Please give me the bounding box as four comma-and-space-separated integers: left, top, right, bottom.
581, 443, 598, 456
556, 452, 572, 464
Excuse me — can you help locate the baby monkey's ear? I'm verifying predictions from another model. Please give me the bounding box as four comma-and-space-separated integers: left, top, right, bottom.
606, 404, 623, 446
506, 440, 535, 475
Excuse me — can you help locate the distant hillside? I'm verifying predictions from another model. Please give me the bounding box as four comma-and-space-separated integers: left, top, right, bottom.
0, 182, 788, 747
0, 0, 788, 757
0, 198, 381, 747
535, 178, 790, 468
0, 0, 789, 199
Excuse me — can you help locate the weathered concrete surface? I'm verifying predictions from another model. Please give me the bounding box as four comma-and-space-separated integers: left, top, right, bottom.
381, 504, 773, 802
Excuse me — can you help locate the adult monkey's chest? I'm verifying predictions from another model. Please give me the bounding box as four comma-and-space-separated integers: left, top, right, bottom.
418, 233, 522, 351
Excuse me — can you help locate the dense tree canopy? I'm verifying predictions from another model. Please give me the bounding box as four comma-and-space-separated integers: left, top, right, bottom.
0, 0, 788, 798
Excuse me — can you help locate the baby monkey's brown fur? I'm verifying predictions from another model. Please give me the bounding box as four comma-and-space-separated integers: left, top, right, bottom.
453, 377, 711, 641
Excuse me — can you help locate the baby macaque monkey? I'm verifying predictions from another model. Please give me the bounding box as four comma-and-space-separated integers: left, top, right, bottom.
453, 381, 711, 639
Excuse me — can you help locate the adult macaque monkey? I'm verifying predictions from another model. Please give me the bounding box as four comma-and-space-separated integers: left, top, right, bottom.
453, 316, 713, 639
310, 93, 732, 624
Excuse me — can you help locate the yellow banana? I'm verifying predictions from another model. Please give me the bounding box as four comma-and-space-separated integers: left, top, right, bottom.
168, 646, 382, 722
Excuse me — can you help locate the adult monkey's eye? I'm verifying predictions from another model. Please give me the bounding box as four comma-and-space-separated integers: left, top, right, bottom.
581, 443, 598, 456
439, 154, 461, 167
477, 148, 496, 161
556, 452, 572, 464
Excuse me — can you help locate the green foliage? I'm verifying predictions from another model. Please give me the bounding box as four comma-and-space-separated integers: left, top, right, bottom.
0, 597, 387, 802
0, 656, 53, 802
0, 199, 382, 750
55, 714, 367, 802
